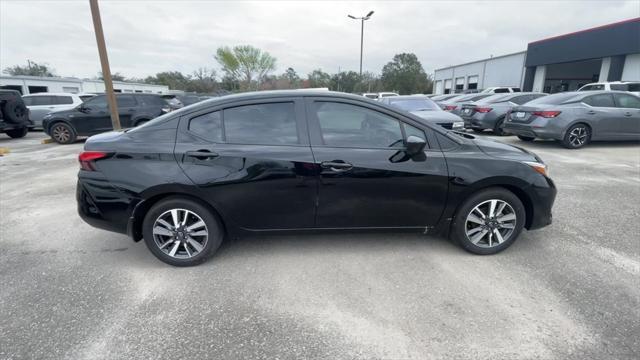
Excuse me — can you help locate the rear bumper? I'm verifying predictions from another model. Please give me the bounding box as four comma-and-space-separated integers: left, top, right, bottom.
463, 114, 496, 130
77, 176, 138, 236
502, 119, 564, 140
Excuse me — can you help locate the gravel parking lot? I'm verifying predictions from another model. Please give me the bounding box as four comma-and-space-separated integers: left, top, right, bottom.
1, 132, 638, 360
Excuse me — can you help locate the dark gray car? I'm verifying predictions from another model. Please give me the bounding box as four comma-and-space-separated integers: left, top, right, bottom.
460, 93, 548, 135
440, 93, 495, 115
503, 90, 640, 149
380, 95, 465, 130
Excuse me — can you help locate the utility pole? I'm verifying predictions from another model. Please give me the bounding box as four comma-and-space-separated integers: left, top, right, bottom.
348, 11, 374, 77
89, 0, 120, 130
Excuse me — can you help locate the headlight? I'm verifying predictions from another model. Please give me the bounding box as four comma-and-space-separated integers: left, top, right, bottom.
452, 121, 464, 129
523, 161, 548, 177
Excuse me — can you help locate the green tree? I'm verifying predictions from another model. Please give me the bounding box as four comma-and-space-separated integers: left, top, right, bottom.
144, 71, 192, 90
215, 45, 276, 91
3, 60, 55, 77
190, 67, 218, 93
282, 67, 301, 88
97, 71, 126, 81
329, 71, 361, 93
307, 69, 331, 88
381, 53, 432, 94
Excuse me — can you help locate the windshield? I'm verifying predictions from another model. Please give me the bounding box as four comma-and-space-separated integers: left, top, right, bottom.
388, 98, 440, 111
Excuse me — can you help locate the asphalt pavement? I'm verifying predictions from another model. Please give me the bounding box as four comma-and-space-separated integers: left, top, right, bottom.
1, 131, 638, 359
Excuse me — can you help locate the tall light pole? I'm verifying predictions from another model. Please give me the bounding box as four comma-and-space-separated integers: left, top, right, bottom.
348, 10, 374, 76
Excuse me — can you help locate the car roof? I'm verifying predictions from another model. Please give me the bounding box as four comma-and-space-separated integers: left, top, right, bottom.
23, 92, 80, 97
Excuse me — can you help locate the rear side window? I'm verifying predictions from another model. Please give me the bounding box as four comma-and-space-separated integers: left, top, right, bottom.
189, 111, 222, 142
584, 94, 615, 107
25, 96, 52, 106
116, 95, 137, 107
493, 88, 510, 93
137, 95, 166, 106
614, 94, 640, 109
224, 102, 298, 145
53, 96, 73, 105
313, 102, 403, 148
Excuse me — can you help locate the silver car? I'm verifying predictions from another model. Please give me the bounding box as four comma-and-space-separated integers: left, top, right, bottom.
439, 93, 495, 115
460, 92, 548, 135
503, 90, 640, 149
380, 95, 465, 130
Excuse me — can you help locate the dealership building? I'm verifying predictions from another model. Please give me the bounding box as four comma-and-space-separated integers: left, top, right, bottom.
0, 75, 168, 95
433, 18, 640, 94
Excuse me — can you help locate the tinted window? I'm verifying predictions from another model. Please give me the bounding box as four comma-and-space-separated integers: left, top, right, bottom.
25, 96, 52, 106
610, 84, 627, 91
388, 98, 440, 111
84, 96, 108, 109
614, 94, 640, 109
53, 96, 73, 105
584, 94, 615, 107
79, 95, 95, 102
116, 95, 137, 107
404, 123, 426, 140
513, 88, 521, 92
527, 93, 578, 105
477, 94, 511, 104
627, 84, 640, 92
189, 111, 222, 142
314, 102, 403, 148
137, 95, 166, 106
510, 95, 530, 105
224, 102, 298, 145
493, 88, 510, 93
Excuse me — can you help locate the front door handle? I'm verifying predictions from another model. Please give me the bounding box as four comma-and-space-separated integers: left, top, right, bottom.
624, 112, 632, 117
186, 150, 219, 160
587, 110, 597, 115
320, 160, 353, 172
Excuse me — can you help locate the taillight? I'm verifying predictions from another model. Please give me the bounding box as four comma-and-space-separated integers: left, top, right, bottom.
476, 107, 492, 113
533, 111, 561, 118
444, 105, 457, 111
79, 151, 109, 171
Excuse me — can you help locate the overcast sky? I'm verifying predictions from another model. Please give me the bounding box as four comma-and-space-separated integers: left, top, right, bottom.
1, 0, 638, 79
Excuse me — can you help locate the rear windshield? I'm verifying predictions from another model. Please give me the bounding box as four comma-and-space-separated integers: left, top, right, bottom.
475, 94, 511, 104
388, 98, 440, 111
526, 93, 578, 105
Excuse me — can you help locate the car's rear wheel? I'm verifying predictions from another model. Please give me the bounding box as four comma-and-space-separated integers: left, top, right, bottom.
5, 127, 28, 138
50, 123, 77, 144
142, 197, 223, 266
562, 123, 590, 149
517, 135, 535, 142
451, 188, 525, 255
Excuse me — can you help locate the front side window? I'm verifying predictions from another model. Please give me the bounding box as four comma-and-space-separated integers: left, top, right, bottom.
189, 111, 222, 142
313, 102, 403, 148
84, 96, 108, 109
224, 102, 298, 145
584, 94, 615, 108
404, 123, 426, 140
614, 94, 640, 109
116, 95, 137, 107
26, 96, 52, 106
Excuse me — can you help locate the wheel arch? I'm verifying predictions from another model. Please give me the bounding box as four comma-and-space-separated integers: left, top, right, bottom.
129, 192, 229, 242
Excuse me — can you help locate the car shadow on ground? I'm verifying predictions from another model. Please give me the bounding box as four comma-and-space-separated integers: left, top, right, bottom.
472, 132, 640, 150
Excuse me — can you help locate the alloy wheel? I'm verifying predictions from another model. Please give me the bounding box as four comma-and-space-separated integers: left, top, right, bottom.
465, 199, 517, 248
568, 126, 588, 147
52, 125, 71, 143
152, 208, 209, 259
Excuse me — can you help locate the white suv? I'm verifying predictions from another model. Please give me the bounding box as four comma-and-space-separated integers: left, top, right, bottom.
481, 87, 521, 94
22, 93, 84, 129
578, 81, 640, 96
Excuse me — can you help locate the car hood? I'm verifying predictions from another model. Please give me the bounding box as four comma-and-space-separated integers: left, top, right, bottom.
410, 110, 462, 123
472, 136, 541, 162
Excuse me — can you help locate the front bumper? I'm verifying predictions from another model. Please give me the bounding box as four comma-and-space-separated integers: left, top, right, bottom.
527, 176, 557, 230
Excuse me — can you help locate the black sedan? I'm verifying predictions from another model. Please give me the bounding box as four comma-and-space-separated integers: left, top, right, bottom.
77, 90, 556, 266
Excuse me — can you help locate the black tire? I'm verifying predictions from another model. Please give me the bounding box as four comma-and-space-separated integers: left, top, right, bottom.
562, 123, 590, 149
1, 100, 28, 123
517, 135, 535, 142
450, 187, 526, 255
472, 129, 484, 134
50, 122, 77, 144
493, 117, 506, 136
142, 197, 224, 267
5, 127, 28, 138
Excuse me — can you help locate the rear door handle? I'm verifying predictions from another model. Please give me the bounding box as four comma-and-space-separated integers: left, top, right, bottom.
186, 150, 219, 160
587, 110, 597, 115
624, 112, 633, 117
320, 161, 353, 172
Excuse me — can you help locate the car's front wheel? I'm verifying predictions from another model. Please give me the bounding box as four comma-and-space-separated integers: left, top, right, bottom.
142, 197, 224, 266
50, 122, 77, 144
451, 188, 525, 255
517, 135, 535, 142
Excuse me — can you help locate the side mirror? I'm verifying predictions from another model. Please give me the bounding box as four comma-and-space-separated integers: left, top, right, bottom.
405, 135, 426, 155
78, 104, 88, 113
